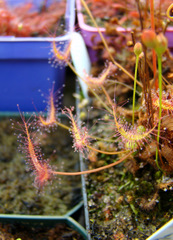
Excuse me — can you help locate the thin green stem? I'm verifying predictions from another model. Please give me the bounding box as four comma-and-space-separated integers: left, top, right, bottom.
132, 56, 139, 126
155, 55, 162, 170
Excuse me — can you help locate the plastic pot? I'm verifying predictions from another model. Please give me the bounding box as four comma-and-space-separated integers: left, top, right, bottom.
0, 0, 75, 112
76, 0, 173, 62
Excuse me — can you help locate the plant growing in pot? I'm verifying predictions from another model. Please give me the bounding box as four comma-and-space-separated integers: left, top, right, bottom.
0, 99, 87, 238
8, 1, 173, 239
0, 0, 88, 238
0, 0, 75, 112
76, 0, 173, 62
73, 2, 173, 238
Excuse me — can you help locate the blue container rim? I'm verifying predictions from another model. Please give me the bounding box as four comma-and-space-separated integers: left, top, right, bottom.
0, 33, 72, 42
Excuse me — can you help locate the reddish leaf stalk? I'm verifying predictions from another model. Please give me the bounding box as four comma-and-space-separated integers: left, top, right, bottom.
149, 0, 158, 89
51, 151, 133, 176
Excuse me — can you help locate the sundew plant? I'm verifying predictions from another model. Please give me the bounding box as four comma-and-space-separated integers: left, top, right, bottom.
16, 0, 173, 217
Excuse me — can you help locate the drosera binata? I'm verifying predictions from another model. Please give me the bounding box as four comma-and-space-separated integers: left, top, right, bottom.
101, 83, 156, 151
82, 62, 113, 89
17, 104, 53, 190
62, 106, 91, 157
61, 106, 130, 157
151, 89, 173, 116
38, 82, 63, 128
113, 111, 155, 151
37, 82, 72, 132
51, 33, 116, 114
50, 39, 72, 68
107, 100, 156, 151
13, 1, 173, 237
17, 105, 134, 183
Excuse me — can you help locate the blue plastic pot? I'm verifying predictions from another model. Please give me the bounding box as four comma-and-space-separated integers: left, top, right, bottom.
0, 0, 75, 112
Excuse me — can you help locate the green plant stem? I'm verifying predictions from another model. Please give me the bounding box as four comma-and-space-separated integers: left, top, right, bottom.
155, 55, 162, 169
132, 55, 139, 126
80, 0, 142, 88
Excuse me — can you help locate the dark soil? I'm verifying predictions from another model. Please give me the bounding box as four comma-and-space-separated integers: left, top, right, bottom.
0, 222, 84, 240
86, 158, 173, 239
78, 44, 173, 238
0, 116, 82, 216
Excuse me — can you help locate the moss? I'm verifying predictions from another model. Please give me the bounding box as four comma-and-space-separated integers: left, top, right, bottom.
86, 152, 173, 239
